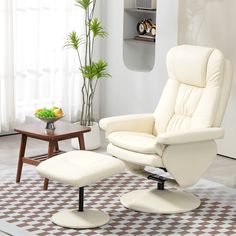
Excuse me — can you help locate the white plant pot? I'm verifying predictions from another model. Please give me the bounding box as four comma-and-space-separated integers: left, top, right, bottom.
71, 122, 101, 150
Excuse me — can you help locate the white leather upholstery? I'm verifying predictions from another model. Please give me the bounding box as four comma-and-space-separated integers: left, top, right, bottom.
36, 151, 125, 188
155, 128, 224, 145
108, 132, 165, 155
107, 144, 164, 168
162, 141, 217, 187
100, 45, 232, 187
214, 60, 233, 126
99, 114, 154, 135
154, 45, 226, 134
167, 45, 214, 87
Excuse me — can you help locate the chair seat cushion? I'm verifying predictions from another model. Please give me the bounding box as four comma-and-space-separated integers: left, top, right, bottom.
107, 143, 164, 168
36, 151, 125, 188
108, 131, 164, 156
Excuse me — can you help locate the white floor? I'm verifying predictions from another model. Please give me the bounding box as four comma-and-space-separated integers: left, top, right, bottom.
0, 134, 236, 189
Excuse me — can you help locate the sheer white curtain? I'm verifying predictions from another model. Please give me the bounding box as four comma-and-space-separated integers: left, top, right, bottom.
0, 0, 84, 132
0, 0, 15, 132
14, 0, 84, 124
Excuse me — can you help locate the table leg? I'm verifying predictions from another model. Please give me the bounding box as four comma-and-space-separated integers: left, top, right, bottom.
54, 141, 59, 152
43, 140, 55, 190
78, 134, 85, 150
16, 134, 27, 183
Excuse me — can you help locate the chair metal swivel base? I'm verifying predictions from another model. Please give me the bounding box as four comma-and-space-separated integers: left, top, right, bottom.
120, 174, 200, 214
52, 187, 110, 229
120, 189, 200, 214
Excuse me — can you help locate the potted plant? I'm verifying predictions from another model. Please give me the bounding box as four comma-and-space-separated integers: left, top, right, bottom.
65, 0, 110, 150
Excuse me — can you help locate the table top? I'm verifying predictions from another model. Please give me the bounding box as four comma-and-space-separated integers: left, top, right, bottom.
14, 121, 91, 141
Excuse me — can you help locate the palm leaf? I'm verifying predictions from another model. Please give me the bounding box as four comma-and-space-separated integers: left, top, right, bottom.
75, 0, 93, 10
80, 64, 96, 79
80, 60, 110, 79
64, 31, 84, 50
80, 60, 110, 80
94, 60, 110, 79
90, 18, 108, 38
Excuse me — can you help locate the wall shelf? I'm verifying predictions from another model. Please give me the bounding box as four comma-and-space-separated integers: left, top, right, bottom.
125, 8, 156, 14
123, 0, 157, 72
124, 38, 155, 43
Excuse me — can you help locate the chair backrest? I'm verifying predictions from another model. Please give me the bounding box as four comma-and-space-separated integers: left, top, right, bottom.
153, 45, 232, 135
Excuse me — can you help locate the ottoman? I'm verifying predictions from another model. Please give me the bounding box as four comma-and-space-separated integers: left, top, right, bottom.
36, 150, 125, 229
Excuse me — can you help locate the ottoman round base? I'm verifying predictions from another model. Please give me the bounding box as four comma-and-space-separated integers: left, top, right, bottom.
51, 209, 110, 229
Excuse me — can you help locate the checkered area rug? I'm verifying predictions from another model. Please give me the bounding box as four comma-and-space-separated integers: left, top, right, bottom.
0, 169, 236, 236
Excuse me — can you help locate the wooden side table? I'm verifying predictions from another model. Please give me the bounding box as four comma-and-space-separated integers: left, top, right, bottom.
14, 121, 91, 190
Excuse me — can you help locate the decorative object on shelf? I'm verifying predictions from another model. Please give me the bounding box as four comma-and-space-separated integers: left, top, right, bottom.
65, 0, 110, 150
35, 107, 64, 130
135, 0, 156, 10
137, 18, 156, 37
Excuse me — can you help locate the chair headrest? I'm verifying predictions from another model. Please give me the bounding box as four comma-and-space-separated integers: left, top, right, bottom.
167, 45, 224, 88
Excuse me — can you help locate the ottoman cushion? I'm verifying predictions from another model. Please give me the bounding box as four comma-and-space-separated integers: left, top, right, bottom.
36, 151, 125, 188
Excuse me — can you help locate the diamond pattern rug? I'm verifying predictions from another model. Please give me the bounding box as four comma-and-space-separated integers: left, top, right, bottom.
0, 168, 236, 236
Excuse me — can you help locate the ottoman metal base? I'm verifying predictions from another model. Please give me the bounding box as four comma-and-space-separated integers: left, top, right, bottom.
52, 209, 110, 229
52, 187, 110, 229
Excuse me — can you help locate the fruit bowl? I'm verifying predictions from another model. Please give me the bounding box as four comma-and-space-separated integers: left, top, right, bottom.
35, 107, 64, 130
35, 116, 64, 130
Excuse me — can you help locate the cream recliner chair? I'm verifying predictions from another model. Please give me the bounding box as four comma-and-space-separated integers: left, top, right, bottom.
100, 45, 232, 214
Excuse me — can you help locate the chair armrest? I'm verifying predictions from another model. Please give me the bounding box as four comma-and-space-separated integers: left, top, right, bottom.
99, 114, 155, 134
155, 128, 224, 145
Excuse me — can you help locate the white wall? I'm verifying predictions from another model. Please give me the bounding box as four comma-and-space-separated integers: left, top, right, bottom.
178, 0, 236, 158
99, 0, 179, 117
